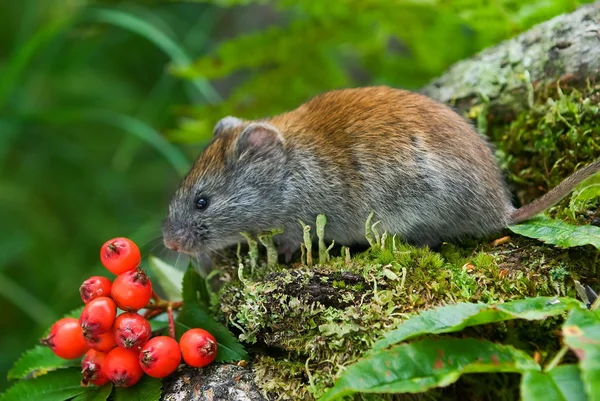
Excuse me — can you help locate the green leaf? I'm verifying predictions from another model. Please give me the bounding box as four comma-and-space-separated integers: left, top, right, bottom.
147, 255, 183, 301
562, 308, 600, 399
113, 376, 161, 401
177, 268, 247, 362
7, 346, 79, 380
521, 365, 586, 401
374, 297, 582, 350
569, 176, 600, 213
508, 217, 600, 249
319, 338, 540, 401
0, 367, 86, 401
181, 266, 210, 308
71, 384, 113, 401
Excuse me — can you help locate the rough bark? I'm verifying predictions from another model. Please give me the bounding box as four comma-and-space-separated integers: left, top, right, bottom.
161, 364, 266, 401
160, 4, 600, 400
422, 2, 600, 115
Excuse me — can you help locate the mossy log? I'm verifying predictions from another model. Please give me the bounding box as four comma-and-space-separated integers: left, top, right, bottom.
421, 2, 600, 116
161, 4, 600, 401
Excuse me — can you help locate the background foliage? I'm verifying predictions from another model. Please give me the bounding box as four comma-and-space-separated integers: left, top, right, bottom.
0, 0, 593, 391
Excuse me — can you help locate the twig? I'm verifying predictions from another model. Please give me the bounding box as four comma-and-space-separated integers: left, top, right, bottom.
168, 305, 176, 339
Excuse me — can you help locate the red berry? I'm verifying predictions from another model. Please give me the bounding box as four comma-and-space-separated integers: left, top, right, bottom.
100, 237, 141, 275
81, 349, 109, 386
113, 312, 151, 351
139, 336, 181, 378
102, 347, 143, 388
179, 329, 218, 368
85, 331, 117, 352
80, 276, 112, 304
40, 317, 88, 359
111, 268, 152, 311
80, 297, 117, 336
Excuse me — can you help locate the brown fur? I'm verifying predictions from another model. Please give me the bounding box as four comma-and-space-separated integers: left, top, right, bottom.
269, 87, 501, 193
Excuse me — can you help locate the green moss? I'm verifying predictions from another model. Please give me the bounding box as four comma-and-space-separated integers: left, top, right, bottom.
487, 81, 600, 217
213, 82, 600, 400
218, 233, 596, 400
253, 356, 313, 400
550, 265, 569, 281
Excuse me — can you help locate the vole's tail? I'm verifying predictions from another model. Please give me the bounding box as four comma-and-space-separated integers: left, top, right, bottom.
510, 159, 600, 224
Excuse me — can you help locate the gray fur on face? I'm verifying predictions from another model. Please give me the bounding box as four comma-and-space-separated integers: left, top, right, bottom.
163, 123, 290, 254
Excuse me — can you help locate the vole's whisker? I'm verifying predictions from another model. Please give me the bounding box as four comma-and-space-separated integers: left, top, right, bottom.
146, 237, 165, 255
172, 253, 178, 270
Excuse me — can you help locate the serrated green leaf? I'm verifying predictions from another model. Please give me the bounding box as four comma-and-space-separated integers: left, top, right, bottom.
147, 255, 183, 301
71, 384, 113, 401
7, 346, 79, 380
562, 308, 600, 399
374, 297, 582, 350
181, 266, 210, 308
508, 216, 600, 249
113, 376, 161, 401
0, 367, 86, 401
521, 365, 586, 401
319, 338, 540, 401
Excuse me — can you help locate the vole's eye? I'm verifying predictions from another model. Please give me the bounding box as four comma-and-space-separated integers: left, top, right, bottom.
195, 197, 209, 210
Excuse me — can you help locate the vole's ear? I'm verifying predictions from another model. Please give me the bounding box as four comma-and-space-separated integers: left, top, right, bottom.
213, 116, 244, 137
235, 122, 285, 160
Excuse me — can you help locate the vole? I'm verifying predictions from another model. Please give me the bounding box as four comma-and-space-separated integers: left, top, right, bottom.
162, 86, 600, 260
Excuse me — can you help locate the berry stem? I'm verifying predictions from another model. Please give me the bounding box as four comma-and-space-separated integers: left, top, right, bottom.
144, 300, 182, 310
39, 335, 53, 347
144, 309, 163, 320
167, 305, 176, 339
141, 291, 182, 323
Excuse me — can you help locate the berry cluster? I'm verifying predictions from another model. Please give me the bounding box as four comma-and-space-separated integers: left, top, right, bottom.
40, 237, 218, 388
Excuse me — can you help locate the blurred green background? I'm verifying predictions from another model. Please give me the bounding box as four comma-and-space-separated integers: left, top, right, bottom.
0, 0, 593, 390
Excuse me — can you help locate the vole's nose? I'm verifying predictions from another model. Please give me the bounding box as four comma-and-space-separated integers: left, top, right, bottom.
163, 238, 180, 252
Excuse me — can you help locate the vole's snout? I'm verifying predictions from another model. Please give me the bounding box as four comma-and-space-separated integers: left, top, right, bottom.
163, 237, 179, 252
162, 218, 187, 254
162, 214, 208, 255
